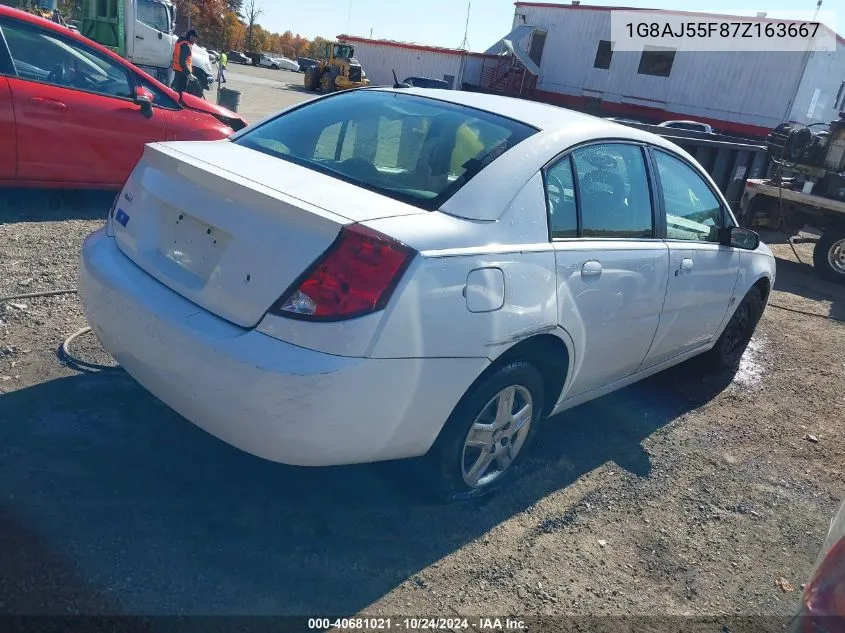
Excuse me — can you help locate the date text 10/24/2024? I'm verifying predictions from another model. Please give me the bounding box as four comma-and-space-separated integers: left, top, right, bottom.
307, 617, 528, 631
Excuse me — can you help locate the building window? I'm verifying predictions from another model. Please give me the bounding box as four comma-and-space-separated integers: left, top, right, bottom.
594, 40, 613, 69
638, 46, 676, 77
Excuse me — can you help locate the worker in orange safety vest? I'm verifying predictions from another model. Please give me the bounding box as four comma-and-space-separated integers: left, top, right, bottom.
171, 29, 198, 103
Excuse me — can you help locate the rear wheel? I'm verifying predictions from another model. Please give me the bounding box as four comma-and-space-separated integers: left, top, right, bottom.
425, 361, 544, 502
813, 225, 845, 285
702, 286, 763, 370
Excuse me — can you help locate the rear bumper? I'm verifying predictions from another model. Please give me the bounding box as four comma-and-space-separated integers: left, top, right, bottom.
78, 229, 487, 466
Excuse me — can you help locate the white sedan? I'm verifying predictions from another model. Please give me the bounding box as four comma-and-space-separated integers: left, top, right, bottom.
259, 55, 299, 71
273, 56, 300, 72
79, 88, 775, 500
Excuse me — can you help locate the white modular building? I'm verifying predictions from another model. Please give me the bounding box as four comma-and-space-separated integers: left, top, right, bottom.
339, 3, 845, 138
337, 35, 478, 89
468, 2, 845, 137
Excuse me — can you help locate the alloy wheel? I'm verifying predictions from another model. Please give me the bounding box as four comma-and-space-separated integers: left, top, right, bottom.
461, 385, 533, 488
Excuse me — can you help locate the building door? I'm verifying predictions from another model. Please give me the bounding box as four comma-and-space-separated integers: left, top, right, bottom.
528, 30, 546, 67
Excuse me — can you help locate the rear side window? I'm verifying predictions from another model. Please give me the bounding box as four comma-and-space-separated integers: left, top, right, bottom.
545, 155, 577, 238
544, 143, 654, 239
572, 143, 653, 238
234, 90, 537, 209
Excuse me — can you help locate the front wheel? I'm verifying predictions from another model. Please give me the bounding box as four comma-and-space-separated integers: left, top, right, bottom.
813, 225, 845, 285
702, 286, 763, 370
425, 361, 545, 502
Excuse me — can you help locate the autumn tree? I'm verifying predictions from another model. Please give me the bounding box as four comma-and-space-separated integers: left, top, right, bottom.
307, 36, 328, 58
222, 11, 245, 50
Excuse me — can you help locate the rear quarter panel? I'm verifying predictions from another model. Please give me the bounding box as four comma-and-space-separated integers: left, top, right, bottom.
255, 173, 559, 361
366, 173, 559, 360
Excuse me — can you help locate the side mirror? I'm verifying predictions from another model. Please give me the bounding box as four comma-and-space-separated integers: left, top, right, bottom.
719, 226, 760, 250
134, 86, 154, 114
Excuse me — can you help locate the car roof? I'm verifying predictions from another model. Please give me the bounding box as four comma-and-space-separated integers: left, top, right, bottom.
660, 120, 708, 126
369, 86, 669, 138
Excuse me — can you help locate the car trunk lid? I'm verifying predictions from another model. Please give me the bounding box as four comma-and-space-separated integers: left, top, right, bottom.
112, 141, 425, 328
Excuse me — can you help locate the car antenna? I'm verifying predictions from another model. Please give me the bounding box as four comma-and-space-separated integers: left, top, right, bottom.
392, 70, 409, 89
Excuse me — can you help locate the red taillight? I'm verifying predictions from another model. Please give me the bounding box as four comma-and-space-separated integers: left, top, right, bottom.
797, 537, 845, 633
270, 224, 415, 321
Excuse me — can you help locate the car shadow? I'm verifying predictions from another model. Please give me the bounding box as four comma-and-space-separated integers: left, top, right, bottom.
0, 188, 115, 224
0, 360, 736, 616
770, 255, 845, 321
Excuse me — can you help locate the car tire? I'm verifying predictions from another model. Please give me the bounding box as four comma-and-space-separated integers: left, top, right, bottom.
320, 69, 338, 93
425, 361, 545, 502
813, 225, 845, 285
702, 286, 763, 371
304, 67, 320, 91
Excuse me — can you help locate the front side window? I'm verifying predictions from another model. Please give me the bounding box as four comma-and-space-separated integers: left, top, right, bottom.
2, 20, 131, 99
235, 90, 537, 209
334, 44, 354, 59
137, 76, 179, 110
654, 149, 728, 242
571, 143, 653, 238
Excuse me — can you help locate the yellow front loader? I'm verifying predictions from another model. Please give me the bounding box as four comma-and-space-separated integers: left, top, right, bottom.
303, 41, 370, 93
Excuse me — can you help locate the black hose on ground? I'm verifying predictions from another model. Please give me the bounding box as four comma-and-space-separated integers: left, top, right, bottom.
0, 288, 121, 372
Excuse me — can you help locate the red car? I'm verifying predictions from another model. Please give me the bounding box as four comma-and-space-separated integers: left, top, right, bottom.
0, 6, 247, 190
791, 497, 845, 632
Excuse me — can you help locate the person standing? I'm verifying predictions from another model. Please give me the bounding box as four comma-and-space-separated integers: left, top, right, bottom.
219, 51, 228, 84
171, 29, 198, 103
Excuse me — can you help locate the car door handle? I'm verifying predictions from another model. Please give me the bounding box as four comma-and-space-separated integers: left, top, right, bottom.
136, 35, 145, 39
675, 258, 694, 276
581, 260, 602, 280
28, 96, 67, 110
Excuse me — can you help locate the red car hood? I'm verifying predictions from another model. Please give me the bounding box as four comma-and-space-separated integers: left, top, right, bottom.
180, 93, 237, 120
180, 93, 248, 131
144, 77, 247, 130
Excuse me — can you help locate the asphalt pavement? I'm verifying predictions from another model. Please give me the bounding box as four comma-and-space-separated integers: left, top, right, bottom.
210, 64, 315, 124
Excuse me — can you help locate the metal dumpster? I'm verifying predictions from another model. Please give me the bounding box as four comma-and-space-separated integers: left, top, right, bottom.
613, 122, 770, 208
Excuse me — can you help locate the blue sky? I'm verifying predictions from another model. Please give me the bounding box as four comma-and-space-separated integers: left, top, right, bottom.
261, 0, 842, 50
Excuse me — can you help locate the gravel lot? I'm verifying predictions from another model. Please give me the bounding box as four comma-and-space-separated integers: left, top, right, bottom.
1, 71, 844, 624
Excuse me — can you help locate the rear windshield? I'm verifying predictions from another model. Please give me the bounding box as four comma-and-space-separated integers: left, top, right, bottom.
233, 90, 537, 209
